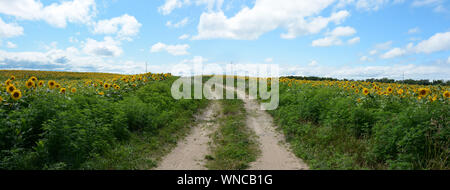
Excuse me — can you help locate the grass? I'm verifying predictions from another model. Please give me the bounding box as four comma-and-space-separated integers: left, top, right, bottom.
205, 97, 259, 170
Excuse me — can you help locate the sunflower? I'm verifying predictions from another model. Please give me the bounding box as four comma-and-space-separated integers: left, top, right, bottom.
26, 80, 35, 89
115, 85, 120, 90
29, 76, 38, 82
60, 88, 66, 94
38, 81, 44, 87
10, 75, 15, 80
0, 96, 3, 102
418, 88, 429, 97
48, 80, 56, 89
6, 85, 16, 93
387, 87, 393, 93
444, 91, 450, 98
55, 83, 61, 89
104, 83, 110, 89
11, 90, 22, 101
71, 88, 76, 93
363, 88, 370, 95
5, 79, 12, 86
98, 91, 105, 95
355, 89, 359, 93
397, 89, 404, 95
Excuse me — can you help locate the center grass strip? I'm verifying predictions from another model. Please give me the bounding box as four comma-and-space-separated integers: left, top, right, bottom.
205, 97, 259, 170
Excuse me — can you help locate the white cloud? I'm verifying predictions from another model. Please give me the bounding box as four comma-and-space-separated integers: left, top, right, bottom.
179, 34, 190, 40
0, 0, 97, 28
166, 17, 189, 28
6, 41, 17, 48
374, 41, 392, 50
158, 0, 189, 15
415, 31, 450, 54
312, 26, 358, 47
360, 56, 373, 62
312, 36, 342, 47
369, 50, 378, 55
308, 60, 319, 66
150, 42, 190, 56
337, 0, 405, 11
347, 36, 360, 44
282, 63, 450, 80
380, 47, 406, 59
408, 27, 420, 34
193, 0, 350, 40
412, 0, 442, 7
328, 26, 357, 36
93, 14, 142, 41
0, 48, 149, 74
264, 58, 273, 63
82, 37, 123, 57
380, 31, 450, 59
0, 18, 24, 39
158, 0, 224, 15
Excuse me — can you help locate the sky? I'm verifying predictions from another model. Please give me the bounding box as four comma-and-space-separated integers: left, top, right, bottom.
0, 0, 450, 80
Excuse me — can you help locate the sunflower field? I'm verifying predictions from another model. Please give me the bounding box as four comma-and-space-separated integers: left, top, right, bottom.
0, 70, 206, 169
266, 78, 449, 169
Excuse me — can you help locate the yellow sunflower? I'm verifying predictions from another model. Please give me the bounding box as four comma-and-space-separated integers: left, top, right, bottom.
11, 90, 22, 101
98, 91, 105, 95
71, 88, 77, 93
38, 81, 44, 87
55, 83, 61, 89
444, 91, 450, 98
418, 88, 429, 97
10, 75, 15, 80
26, 80, 35, 89
6, 85, 16, 93
60, 88, 66, 94
0, 96, 3, 102
363, 88, 370, 95
48, 80, 56, 89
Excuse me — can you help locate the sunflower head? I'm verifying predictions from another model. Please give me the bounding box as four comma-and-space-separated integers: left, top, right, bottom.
98, 91, 105, 95
29, 76, 37, 82
55, 83, 61, 89
397, 89, 404, 95
38, 81, 44, 87
10, 75, 15, 80
418, 88, 429, 97
6, 85, 16, 93
48, 80, 56, 89
104, 83, 110, 89
60, 88, 66, 94
444, 91, 450, 98
115, 85, 120, 90
11, 90, 22, 101
5, 79, 12, 86
71, 88, 76, 93
363, 88, 370, 95
387, 87, 393, 93
26, 80, 35, 89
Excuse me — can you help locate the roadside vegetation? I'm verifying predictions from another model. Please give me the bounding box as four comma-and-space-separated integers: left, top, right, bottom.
0, 71, 207, 169
206, 89, 258, 170
265, 78, 449, 169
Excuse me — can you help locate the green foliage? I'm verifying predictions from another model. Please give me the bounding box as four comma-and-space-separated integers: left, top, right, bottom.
206, 99, 258, 170
0, 78, 207, 169
268, 84, 449, 169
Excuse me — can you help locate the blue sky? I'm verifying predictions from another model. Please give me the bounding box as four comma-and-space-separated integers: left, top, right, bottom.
0, 0, 449, 80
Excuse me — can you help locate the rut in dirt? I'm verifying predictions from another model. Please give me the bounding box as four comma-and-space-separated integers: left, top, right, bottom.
221, 84, 309, 170
154, 101, 220, 170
